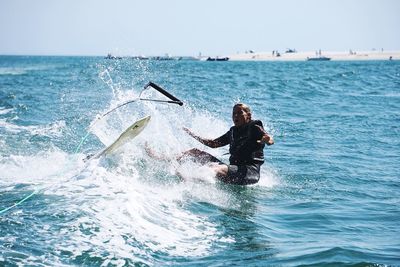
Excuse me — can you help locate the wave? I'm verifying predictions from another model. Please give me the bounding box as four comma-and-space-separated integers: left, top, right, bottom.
0, 118, 66, 137
0, 67, 28, 75
0, 64, 59, 76
0, 145, 263, 264
0, 107, 13, 115
0, 99, 278, 264
276, 246, 397, 266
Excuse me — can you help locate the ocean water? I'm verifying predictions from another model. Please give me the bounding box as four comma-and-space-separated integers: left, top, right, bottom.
0, 55, 399, 266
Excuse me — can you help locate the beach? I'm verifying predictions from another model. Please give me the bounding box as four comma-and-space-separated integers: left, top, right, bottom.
227, 50, 400, 61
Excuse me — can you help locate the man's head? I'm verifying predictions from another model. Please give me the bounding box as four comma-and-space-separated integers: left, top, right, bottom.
232, 103, 252, 126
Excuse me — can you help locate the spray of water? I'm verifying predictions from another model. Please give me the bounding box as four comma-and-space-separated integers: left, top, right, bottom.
0, 66, 278, 263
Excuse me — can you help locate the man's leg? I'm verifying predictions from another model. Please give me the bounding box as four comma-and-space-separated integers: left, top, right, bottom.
177, 148, 222, 164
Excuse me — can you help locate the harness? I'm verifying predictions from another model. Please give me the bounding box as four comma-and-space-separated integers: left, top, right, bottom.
229, 120, 265, 165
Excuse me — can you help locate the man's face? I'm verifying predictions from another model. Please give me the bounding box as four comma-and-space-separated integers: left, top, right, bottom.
232, 106, 250, 127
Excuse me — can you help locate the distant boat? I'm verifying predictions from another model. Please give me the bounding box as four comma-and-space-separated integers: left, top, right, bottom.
206, 57, 229, 61
150, 56, 175, 61
105, 54, 122, 60
285, 48, 297, 53
307, 56, 331, 61
130, 55, 181, 60
131, 56, 149, 60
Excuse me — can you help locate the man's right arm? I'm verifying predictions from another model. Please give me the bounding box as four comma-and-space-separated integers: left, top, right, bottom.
183, 127, 228, 148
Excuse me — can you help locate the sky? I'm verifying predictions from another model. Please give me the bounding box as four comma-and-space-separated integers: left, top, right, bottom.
0, 0, 399, 56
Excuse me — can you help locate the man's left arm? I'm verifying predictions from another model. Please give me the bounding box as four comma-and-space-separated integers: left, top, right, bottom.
255, 124, 274, 146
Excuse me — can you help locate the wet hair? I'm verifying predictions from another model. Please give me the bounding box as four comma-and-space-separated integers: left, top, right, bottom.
233, 103, 252, 120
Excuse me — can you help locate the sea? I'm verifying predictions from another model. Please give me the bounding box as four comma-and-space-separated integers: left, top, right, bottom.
0, 55, 399, 266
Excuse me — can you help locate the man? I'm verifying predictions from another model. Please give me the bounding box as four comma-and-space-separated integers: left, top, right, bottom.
179, 103, 274, 185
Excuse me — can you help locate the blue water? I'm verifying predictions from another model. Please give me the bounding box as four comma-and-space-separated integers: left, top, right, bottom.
1, 56, 399, 266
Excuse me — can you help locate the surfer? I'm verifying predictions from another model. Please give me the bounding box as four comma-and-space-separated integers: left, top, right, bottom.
146, 103, 274, 185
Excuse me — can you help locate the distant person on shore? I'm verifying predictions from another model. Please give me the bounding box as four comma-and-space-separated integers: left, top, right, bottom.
147, 103, 274, 185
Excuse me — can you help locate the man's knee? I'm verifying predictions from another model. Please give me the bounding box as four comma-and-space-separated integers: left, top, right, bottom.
210, 163, 228, 177
183, 148, 202, 156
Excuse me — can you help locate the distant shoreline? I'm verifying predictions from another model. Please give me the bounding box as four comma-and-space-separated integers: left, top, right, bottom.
226, 50, 399, 61
0, 50, 399, 61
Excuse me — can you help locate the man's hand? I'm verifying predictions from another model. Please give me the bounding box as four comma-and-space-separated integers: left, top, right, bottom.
255, 125, 274, 145
183, 127, 195, 137
259, 134, 274, 145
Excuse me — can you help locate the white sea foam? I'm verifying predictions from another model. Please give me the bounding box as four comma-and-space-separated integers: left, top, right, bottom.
41, 153, 222, 259
37, 96, 274, 259
0, 83, 278, 262
0, 65, 57, 76
258, 164, 280, 187
0, 149, 80, 187
0, 67, 28, 75
0, 118, 66, 137
0, 107, 13, 115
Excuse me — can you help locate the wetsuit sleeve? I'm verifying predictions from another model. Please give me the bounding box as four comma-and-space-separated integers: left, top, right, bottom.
253, 120, 265, 139
213, 130, 230, 147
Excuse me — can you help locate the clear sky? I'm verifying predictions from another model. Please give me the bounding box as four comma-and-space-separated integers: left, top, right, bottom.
0, 0, 399, 56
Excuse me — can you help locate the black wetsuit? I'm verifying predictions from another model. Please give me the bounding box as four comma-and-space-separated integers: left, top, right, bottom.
214, 120, 266, 185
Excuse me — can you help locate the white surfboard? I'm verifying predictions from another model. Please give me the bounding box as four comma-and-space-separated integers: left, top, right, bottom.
92, 115, 151, 159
